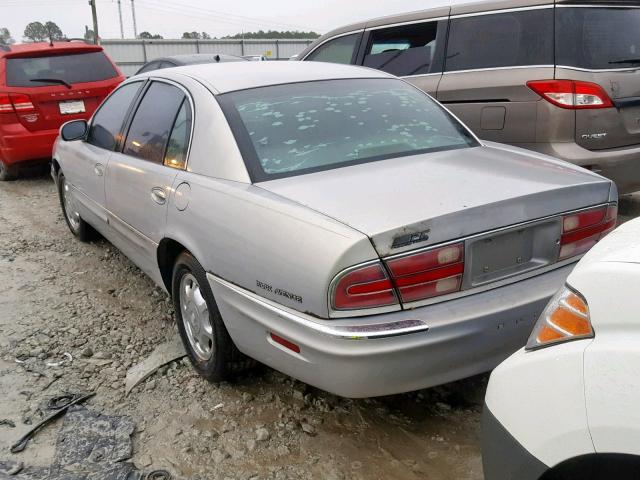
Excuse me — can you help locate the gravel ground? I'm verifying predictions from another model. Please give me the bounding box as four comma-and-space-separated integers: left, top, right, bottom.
1, 173, 638, 480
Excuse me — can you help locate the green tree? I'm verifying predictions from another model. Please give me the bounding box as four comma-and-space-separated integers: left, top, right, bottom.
223, 30, 320, 40
182, 32, 200, 40
201, 32, 211, 40
0, 28, 14, 46
23, 21, 48, 41
24, 20, 65, 42
139, 31, 163, 39
44, 21, 65, 40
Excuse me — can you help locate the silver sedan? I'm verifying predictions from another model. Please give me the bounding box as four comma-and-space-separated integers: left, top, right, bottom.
52, 62, 617, 398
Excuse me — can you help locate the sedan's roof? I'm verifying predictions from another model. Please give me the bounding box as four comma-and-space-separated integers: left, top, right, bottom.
171, 61, 392, 94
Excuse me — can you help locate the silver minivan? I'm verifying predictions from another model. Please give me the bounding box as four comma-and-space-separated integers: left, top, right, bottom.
297, 0, 640, 193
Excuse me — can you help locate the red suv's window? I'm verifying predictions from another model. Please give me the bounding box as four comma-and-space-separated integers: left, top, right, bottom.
6, 51, 118, 87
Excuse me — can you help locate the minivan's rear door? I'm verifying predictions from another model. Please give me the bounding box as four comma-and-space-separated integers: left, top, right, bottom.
4, 49, 122, 132
556, 4, 640, 151
436, 5, 555, 144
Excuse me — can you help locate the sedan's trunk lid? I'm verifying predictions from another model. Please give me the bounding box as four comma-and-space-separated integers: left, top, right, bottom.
258, 143, 613, 258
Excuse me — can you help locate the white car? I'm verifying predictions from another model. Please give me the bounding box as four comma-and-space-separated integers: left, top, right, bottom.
482, 217, 640, 479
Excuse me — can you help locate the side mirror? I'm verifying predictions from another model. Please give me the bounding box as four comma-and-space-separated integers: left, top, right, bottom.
60, 120, 88, 142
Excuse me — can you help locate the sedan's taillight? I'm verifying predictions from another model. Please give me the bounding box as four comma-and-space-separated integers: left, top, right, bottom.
0, 93, 35, 114
331, 244, 465, 311
559, 204, 617, 260
332, 262, 398, 310
527, 80, 614, 110
386, 243, 464, 303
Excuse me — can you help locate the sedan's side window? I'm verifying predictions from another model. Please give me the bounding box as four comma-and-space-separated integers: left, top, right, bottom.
305, 33, 361, 64
87, 82, 142, 151
363, 21, 446, 76
164, 99, 192, 169
123, 82, 186, 164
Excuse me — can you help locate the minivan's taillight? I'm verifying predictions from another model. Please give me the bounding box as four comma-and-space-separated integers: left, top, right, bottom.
527, 80, 614, 110
386, 243, 464, 303
559, 204, 617, 260
332, 262, 398, 310
0, 93, 35, 114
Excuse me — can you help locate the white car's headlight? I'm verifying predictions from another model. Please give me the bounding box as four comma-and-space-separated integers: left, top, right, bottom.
526, 285, 593, 350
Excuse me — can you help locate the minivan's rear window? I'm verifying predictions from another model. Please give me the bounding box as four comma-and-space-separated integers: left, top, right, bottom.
445, 9, 553, 71
556, 7, 640, 70
218, 78, 478, 181
6, 51, 118, 87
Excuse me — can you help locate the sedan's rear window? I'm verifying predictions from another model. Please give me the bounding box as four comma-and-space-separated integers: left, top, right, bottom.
557, 7, 640, 70
218, 78, 477, 181
6, 51, 118, 87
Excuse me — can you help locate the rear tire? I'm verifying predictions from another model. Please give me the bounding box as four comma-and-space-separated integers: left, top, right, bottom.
172, 251, 250, 382
0, 160, 16, 181
57, 172, 96, 242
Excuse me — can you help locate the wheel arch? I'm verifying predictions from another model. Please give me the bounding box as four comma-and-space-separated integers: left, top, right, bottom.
157, 237, 191, 293
541, 453, 640, 480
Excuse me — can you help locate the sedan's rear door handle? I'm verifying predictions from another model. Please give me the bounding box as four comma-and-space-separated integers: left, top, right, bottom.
150, 187, 167, 205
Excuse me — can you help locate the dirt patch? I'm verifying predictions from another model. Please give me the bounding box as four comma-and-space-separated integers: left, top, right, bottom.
1, 175, 637, 479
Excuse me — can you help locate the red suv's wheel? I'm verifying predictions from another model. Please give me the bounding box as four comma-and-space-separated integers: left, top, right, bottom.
0, 160, 16, 181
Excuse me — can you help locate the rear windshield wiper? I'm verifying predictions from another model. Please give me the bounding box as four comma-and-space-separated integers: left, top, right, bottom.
29, 78, 72, 89
608, 58, 640, 65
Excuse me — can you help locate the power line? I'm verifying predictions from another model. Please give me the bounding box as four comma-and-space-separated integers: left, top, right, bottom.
135, 0, 314, 32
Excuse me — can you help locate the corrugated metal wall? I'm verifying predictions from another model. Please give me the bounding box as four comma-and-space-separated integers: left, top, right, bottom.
101, 39, 314, 76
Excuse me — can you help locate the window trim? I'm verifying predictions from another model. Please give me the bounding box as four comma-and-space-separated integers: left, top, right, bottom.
300, 29, 364, 62
86, 79, 147, 151
119, 77, 195, 170
449, 4, 554, 19
365, 15, 448, 31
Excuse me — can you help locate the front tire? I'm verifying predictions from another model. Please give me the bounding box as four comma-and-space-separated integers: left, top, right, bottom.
0, 160, 16, 181
57, 172, 96, 242
172, 251, 244, 382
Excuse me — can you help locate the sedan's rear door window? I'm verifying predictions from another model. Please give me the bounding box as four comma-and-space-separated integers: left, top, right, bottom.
87, 81, 143, 151
123, 82, 186, 164
363, 21, 446, 76
305, 33, 361, 64
164, 99, 192, 169
219, 78, 477, 181
445, 9, 554, 71
6, 51, 118, 87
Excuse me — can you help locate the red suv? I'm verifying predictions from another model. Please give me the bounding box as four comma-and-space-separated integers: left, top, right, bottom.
0, 42, 124, 180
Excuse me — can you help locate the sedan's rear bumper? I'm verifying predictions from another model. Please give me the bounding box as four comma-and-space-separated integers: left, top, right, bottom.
208, 264, 574, 398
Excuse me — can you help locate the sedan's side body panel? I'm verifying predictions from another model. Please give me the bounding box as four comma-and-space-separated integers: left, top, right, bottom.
54, 139, 111, 225
105, 152, 178, 285
163, 171, 376, 318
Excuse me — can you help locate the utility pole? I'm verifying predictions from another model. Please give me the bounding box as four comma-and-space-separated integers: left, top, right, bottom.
117, 0, 124, 39
130, 0, 138, 39
88, 0, 99, 45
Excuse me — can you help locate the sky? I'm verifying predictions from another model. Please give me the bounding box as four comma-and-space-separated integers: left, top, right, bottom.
3, 0, 453, 41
